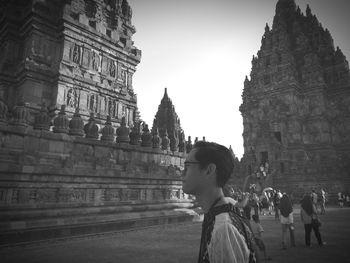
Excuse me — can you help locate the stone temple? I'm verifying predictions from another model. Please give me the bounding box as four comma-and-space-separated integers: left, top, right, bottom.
0, 0, 141, 126
152, 88, 187, 153
239, 0, 350, 196
0, 0, 194, 245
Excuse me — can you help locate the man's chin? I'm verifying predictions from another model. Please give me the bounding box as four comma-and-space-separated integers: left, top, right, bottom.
183, 185, 197, 195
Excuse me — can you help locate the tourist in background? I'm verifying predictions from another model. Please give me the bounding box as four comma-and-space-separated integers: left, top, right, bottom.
273, 190, 281, 220
268, 192, 274, 216
346, 195, 350, 207
338, 192, 344, 208
223, 185, 250, 208
279, 193, 295, 249
320, 189, 326, 214
243, 195, 252, 220
300, 195, 325, 247
251, 214, 272, 261
182, 141, 259, 263
252, 192, 260, 219
260, 193, 269, 216
311, 189, 318, 211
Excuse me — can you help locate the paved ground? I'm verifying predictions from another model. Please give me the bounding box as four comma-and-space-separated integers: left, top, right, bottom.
1, 207, 349, 263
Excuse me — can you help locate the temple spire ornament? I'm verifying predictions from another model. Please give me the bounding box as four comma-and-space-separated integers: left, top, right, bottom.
34, 103, 51, 131
101, 116, 115, 142
69, 108, 84, 136
84, 113, 99, 139
53, 105, 69, 133
116, 116, 130, 143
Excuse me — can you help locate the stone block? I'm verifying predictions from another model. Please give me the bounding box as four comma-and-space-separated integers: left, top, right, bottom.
49, 140, 65, 153
39, 138, 50, 152
130, 151, 140, 162
111, 31, 119, 41
140, 152, 148, 163
22, 165, 35, 173
95, 146, 109, 158
78, 14, 89, 27
24, 136, 40, 153
63, 141, 74, 154
96, 21, 105, 35
4, 134, 24, 150
10, 221, 26, 230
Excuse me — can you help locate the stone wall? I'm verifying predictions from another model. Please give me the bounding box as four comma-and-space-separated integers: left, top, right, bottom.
0, 105, 194, 245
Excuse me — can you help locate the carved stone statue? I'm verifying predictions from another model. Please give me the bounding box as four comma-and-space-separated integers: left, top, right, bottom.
72, 44, 80, 64
66, 88, 77, 108
109, 60, 116, 77
91, 52, 100, 71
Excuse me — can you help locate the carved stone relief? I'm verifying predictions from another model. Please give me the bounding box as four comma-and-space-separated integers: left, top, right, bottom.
66, 88, 78, 108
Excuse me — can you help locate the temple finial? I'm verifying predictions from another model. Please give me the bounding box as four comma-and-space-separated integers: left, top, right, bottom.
306, 4, 311, 16
265, 23, 270, 33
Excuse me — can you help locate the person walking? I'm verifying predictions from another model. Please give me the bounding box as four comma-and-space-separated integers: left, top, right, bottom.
300, 195, 325, 247
252, 193, 260, 219
279, 193, 295, 249
320, 189, 326, 214
251, 215, 272, 261
182, 141, 259, 263
273, 190, 281, 220
311, 189, 318, 212
338, 192, 344, 208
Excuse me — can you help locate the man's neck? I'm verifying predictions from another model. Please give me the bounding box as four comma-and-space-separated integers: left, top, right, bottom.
197, 187, 225, 213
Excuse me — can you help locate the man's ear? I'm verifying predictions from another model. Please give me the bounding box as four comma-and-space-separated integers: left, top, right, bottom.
206, 163, 217, 176
206, 163, 217, 185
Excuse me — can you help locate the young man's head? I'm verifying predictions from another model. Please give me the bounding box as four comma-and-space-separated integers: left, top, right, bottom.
182, 141, 234, 195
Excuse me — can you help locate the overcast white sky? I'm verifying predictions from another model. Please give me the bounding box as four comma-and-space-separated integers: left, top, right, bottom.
128, 0, 350, 159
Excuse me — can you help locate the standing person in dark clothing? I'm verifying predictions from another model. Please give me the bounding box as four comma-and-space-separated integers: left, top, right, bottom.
320, 189, 326, 214
273, 190, 281, 220
300, 195, 325, 247
279, 193, 295, 249
243, 195, 252, 220
252, 193, 260, 220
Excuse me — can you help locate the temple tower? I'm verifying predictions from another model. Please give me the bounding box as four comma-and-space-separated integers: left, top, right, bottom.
0, 0, 141, 126
240, 0, 350, 195
152, 88, 184, 141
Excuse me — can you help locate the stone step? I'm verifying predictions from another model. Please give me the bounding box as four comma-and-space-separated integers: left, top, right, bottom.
0, 208, 199, 247
0, 201, 193, 221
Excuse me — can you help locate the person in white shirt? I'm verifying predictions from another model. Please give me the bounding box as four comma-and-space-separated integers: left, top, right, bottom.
182, 141, 258, 263
338, 192, 344, 207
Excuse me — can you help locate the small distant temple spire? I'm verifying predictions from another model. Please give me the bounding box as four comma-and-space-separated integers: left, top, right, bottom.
152, 88, 185, 142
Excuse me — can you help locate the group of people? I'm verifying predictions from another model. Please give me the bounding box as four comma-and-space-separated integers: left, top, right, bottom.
337, 192, 350, 208
182, 141, 328, 263
273, 191, 325, 249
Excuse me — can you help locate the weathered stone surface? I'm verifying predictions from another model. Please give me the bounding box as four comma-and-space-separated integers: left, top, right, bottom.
238, 0, 350, 197
0, 0, 192, 244
0, 0, 140, 127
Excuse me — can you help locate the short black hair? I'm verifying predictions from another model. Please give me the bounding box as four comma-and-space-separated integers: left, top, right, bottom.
193, 141, 234, 187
